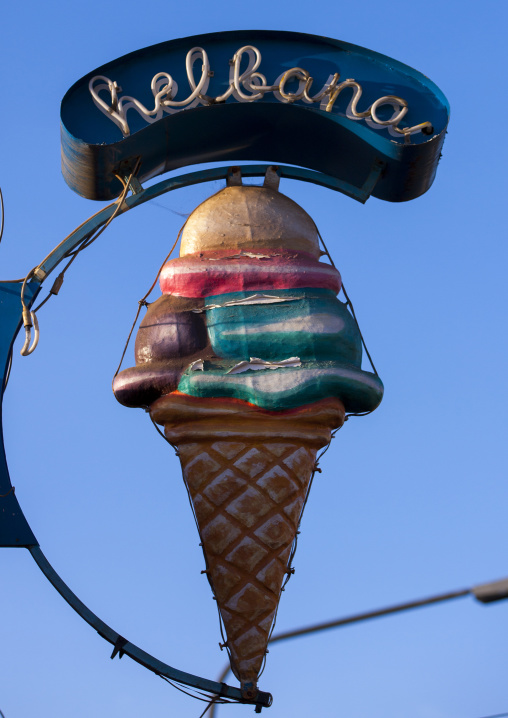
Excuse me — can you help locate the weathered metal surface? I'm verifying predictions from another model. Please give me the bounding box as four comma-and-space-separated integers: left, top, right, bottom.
0, 281, 39, 547
61, 30, 449, 202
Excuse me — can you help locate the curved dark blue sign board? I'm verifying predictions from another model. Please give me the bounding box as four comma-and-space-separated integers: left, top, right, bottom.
61, 30, 449, 202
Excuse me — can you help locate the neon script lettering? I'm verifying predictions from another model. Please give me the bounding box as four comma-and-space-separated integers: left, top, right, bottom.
89, 45, 433, 141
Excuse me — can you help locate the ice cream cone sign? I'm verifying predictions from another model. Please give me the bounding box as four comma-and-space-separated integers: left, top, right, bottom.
113, 173, 384, 693
0, 27, 451, 714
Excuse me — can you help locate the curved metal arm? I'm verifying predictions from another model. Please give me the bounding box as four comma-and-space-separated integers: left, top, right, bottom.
27, 162, 383, 292
28, 546, 272, 708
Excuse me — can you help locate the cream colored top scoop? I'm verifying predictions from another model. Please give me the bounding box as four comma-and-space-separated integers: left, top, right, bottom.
179, 185, 321, 258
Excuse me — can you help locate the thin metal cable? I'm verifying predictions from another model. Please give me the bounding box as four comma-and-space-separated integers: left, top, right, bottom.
149, 414, 179, 454
0, 187, 4, 245
112, 301, 146, 379
21, 168, 133, 310
112, 223, 185, 380
149, 414, 240, 680
159, 675, 218, 701
151, 200, 190, 218
52, 164, 136, 276
3, 348, 12, 391
113, 184, 230, 380
340, 281, 378, 376
29, 200, 122, 272
114, 222, 232, 667
32, 294, 53, 313
314, 224, 379, 377
198, 697, 221, 718
264, 422, 344, 654
19, 161, 139, 356
158, 674, 231, 704
159, 673, 238, 709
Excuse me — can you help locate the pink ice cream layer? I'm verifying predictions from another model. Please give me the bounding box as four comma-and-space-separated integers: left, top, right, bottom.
159, 249, 342, 298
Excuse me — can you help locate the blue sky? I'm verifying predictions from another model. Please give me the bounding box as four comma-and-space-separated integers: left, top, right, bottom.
1, 2, 507, 718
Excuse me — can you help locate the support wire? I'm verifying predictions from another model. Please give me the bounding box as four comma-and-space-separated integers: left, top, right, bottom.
315, 224, 379, 377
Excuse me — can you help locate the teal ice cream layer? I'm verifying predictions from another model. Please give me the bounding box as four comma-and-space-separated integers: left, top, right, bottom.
177, 360, 384, 413
205, 288, 362, 364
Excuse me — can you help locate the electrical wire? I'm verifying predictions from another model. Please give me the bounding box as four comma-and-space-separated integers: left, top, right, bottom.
340, 281, 378, 376
314, 223, 378, 377
112, 222, 185, 380
0, 186, 4, 245
158, 674, 236, 708
158, 675, 216, 702
3, 348, 13, 391
148, 412, 237, 677
18, 160, 140, 357
151, 200, 190, 218
197, 698, 221, 718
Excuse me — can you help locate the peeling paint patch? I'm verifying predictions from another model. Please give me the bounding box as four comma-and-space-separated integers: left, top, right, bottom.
227, 357, 301, 375
192, 294, 301, 313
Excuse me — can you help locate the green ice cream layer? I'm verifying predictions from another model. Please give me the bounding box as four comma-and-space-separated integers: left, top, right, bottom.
177, 360, 384, 414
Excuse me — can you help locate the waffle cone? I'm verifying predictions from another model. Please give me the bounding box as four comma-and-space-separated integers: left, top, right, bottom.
150, 394, 345, 688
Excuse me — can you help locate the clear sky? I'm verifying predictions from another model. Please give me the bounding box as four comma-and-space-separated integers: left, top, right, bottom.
1, 2, 507, 718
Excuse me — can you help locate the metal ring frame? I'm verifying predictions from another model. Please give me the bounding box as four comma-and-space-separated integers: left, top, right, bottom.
0, 161, 383, 710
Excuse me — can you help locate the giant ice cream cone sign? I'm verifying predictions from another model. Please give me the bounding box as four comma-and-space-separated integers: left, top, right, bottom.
113, 178, 383, 690
0, 29, 449, 712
